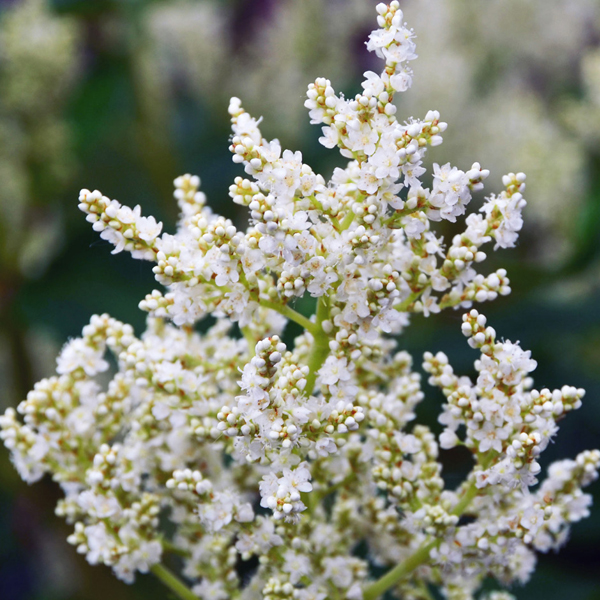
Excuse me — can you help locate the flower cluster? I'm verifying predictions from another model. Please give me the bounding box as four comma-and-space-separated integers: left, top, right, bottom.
139, 0, 600, 263
2, 4, 597, 600
397, 0, 599, 262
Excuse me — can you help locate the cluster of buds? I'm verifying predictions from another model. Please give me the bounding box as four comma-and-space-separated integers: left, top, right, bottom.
1, 4, 597, 600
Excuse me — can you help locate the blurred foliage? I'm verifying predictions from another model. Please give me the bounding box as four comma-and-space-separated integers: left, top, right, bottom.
0, 0, 599, 599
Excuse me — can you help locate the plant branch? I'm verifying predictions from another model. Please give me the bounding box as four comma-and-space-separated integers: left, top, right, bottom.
362, 539, 438, 600
151, 563, 197, 600
395, 289, 425, 312
363, 470, 485, 600
260, 299, 317, 334
450, 478, 479, 517
303, 296, 331, 396
161, 539, 192, 559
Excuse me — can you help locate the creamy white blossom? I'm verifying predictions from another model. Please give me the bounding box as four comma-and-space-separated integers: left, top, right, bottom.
2, 4, 597, 600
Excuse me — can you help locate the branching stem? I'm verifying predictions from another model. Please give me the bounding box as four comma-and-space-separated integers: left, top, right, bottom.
303, 296, 331, 396
151, 563, 197, 600
261, 299, 318, 335
395, 289, 425, 312
363, 472, 485, 600
362, 540, 438, 600
161, 539, 192, 558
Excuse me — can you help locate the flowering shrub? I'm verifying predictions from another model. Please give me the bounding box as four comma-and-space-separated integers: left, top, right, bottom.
2, 3, 598, 600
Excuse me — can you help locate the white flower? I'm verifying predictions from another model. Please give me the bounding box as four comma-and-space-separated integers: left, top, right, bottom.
137, 215, 163, 242
439, 429, 459, 449
323, 556, 354, 588
319, 356, 352, 387
315, 437, 338, 457
279, 463, 313, 498
56, 339, 109, 376
347, 122, 379, 156
472, 421, 510, 453
520, 506, 545, 535
193, 579, 229, 600
369, 143, 400, 179
282, 550, 312, 584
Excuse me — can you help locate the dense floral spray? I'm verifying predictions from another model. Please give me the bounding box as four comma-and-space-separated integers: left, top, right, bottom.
2, 3, 598, 600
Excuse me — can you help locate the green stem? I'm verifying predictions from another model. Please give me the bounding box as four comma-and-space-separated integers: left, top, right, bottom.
362, 540, 438, 600
363, 470, 486, 600
161, 539, 192, 559
261, 299, 318, 335
151, 563, 197, 600
451, 481, 478, 516
384, 205, 421, 227
303, 296, 331, 396
340, 210, 355, 231
395, 289, 425, 312
303, 489, 319, 515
